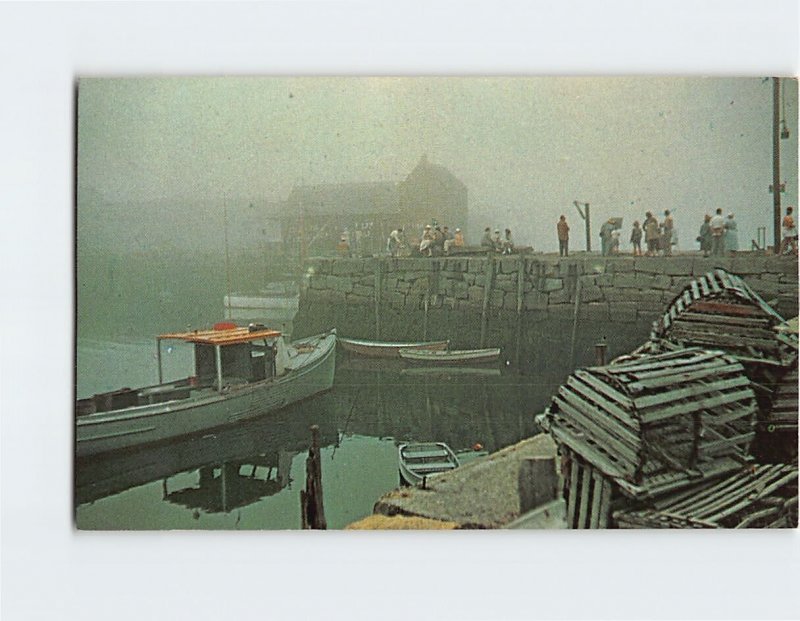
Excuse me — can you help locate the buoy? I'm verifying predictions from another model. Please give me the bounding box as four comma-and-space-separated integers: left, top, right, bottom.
213, 321, 237, 331
472, 443, 483, 451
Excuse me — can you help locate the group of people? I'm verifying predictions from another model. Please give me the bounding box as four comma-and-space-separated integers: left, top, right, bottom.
629, 210, 675, 257
696, 209, 738, 257
480, 227, 515, 254
386, 224, 466, 258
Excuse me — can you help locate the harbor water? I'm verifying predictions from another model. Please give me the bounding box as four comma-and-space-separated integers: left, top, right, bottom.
75, 337, 561, 529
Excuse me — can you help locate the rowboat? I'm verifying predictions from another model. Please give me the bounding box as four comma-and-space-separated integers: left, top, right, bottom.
398, 442, 460, 486
400, 366, 501, 377
338, 336, 449, 358
398, 347, 501, 365
76, 325, 337, 458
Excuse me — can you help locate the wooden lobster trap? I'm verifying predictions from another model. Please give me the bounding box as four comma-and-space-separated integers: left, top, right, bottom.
614, 464, 798, 529
541, 347, 758, 501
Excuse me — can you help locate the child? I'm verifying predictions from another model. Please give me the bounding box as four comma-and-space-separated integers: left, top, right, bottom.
630, 221, 642, 256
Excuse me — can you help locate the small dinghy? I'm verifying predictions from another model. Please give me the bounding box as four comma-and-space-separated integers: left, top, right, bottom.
398, 347, 501, 365
398, 442, 460, 486
339, 337, 449, 358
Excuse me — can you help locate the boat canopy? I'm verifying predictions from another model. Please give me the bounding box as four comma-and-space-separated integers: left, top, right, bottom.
158, 327, 281, 346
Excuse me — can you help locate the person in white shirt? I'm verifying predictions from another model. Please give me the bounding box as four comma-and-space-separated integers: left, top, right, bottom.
709, 208, 725, 256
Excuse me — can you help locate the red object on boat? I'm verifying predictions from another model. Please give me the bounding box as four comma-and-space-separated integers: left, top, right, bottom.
213, 321, 237, 331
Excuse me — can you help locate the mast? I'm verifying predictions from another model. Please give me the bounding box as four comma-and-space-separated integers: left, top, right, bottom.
223, 198, 233, 319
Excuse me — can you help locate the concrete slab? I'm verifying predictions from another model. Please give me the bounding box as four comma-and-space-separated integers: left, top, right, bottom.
373, 434, 557, 528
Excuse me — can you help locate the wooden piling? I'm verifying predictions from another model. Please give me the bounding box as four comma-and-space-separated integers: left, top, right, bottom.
300, 425, 327, 529
569, 276, 583, 367
516, 257, 525, 315
480, 256, 495, 348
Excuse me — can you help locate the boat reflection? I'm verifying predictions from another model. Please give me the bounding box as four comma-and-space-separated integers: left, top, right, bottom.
75, 398, 338, 510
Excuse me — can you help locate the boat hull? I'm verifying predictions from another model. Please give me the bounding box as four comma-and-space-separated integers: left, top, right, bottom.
338, 337, 449, 358
398, 347, 501, 365
76, 331, 336, 458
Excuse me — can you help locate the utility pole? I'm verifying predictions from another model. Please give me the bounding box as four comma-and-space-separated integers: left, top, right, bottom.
772, 77, 782, 252
574, 201, 591, 252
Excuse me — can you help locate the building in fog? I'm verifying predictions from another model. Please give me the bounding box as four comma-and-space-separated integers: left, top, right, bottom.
277, 156, 468, 258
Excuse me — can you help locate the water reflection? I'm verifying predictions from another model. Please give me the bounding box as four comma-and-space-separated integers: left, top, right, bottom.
75, 346, 580, 527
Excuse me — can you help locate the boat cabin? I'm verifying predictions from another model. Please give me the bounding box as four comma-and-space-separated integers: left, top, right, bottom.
158, 324, 285, 391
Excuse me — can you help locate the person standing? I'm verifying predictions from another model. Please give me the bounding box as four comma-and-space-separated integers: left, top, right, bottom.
387, 226, 404, 257
557, 215, 570, 256
661, 210, 674, 256
710, 208, 726, 256
492, 229, 502, 252
781, 206, 797, 255
419, 225, 434, 257
698, 214, 712, 257
599, 219, 615, 256
501, 228, 514, 254
480, 227, 494, 250
453, 228, 465, 248
630, 221, 642, 256
724, 214, 738, 255
644, 212, 660, 256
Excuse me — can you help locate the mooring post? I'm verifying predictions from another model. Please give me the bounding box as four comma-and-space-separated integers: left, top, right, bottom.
480, 256, 495, 348
594, 339, 608, 366
301, 424, 327, 529
516, 257, 525, 316
569, 276, 583, 368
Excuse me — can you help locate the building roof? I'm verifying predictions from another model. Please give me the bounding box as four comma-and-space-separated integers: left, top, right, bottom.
402, 155, 467, 191
286, 182, 399, 216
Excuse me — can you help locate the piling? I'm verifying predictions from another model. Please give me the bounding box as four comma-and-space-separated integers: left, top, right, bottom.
517, 456, 558, 514
300, 425, 327, 529
480, 256, 496, 348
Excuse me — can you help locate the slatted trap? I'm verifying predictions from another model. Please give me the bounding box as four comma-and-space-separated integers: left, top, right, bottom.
613, 464, 798, 529
650, 268, 797, 367
541, 347, 758, 500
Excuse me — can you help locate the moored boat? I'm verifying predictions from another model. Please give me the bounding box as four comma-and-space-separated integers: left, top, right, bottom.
76, 325, 336, 458
398, 347, 501, 365
338, 336, 449, 358
398, 442, 460, 486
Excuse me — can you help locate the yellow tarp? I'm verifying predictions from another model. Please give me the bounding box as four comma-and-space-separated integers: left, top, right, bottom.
345, 514, 459, 530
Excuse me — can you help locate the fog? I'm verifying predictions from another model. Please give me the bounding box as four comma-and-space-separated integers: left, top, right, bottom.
77, 76, 797, 253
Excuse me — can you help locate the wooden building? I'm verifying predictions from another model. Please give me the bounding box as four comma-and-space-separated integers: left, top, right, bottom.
278, 156, 468, 259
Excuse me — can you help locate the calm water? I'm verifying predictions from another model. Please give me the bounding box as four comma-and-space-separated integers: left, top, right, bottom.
75, 337, 561, 530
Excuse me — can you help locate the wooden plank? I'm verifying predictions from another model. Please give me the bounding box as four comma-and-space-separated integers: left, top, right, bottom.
557, 388, 641, 445
634, 375, 752, 410
690, 279, 701, 301
553, 397, 642, 469
698, 275, 711, 297
671, 466, 780, 516
549, 426, 628, 482
640, 388, 755, 424
682, 290, 693, 308
706, 273, 722, 294
628, 363, 743, 391
566, 452, 580, 529
565, 377, 639, 430
605, 349, 714, 374
578, 464, 593, 529
675, 297, 685, 313
597, 478, 612, 528
676, 311, 772, 328
573, 370, 634, 408
589, 470, 605, 529
697, 470, 796, 522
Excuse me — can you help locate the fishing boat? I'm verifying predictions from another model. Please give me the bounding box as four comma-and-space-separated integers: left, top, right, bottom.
398, 347, 501, 365
398, 442, 460, 486
76, 325, 337, 458
400, 366, 501, 377
338, 336, 449, 358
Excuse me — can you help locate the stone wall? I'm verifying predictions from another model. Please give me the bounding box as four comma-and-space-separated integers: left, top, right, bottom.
299, 255, 798, 332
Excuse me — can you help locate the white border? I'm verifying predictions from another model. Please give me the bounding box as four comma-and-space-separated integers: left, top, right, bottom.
2, 2, 798, 620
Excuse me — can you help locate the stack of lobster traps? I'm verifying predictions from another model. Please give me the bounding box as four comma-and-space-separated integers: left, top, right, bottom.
538, 269, 798, 529
646, 268, 798, 462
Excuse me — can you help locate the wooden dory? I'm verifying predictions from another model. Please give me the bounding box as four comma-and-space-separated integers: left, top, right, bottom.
338, 337, 449, 358
398, 442, 460, 486
398, 347, 501, 365
76, 326, 337, 458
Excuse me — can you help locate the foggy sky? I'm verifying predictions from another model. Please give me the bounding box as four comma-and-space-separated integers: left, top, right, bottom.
77, 76, 798, 252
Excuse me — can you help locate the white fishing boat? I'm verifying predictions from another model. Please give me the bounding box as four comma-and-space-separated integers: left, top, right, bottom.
76, 324, 336, 458
338, 337, 449, 358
